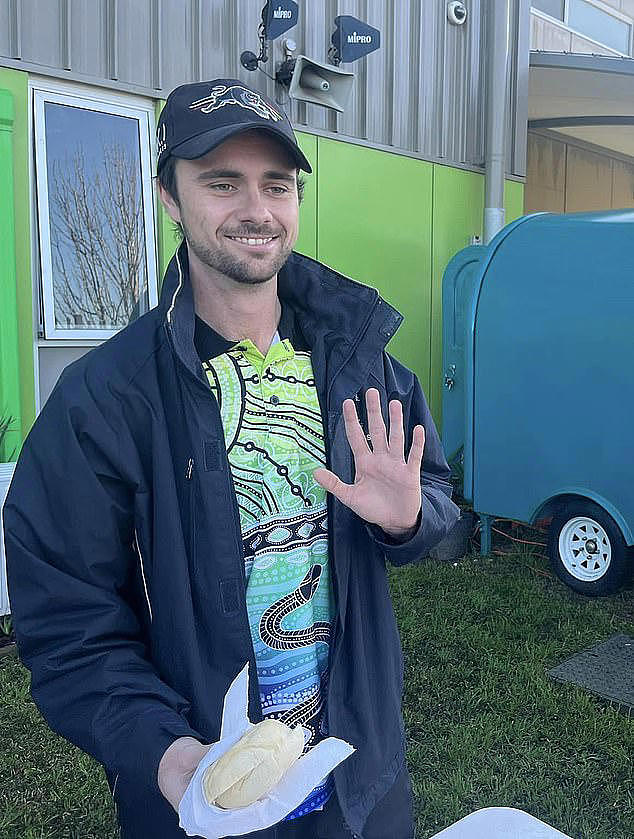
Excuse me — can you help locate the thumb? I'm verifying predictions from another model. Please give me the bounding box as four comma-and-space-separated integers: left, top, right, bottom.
177, 741, 211, 771
313, 468, 350, 505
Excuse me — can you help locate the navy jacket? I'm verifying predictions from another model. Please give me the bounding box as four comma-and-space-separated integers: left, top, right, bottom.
3, 245, 460, 838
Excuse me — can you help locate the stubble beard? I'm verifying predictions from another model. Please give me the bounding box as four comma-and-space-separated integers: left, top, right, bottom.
183, 221, 293, 286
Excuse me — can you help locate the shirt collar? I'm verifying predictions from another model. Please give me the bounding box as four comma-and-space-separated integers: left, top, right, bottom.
194, 301, 309, 363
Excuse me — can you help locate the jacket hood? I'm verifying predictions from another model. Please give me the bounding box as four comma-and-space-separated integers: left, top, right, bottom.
158, 241, 404, 408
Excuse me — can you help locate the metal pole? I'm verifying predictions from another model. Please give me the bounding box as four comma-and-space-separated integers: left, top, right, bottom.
484, 0, 510, 245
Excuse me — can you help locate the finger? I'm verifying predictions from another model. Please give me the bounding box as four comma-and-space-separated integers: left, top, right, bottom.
313, 467, 354, 507
366, 388, 388, 453
406, 425, 426, 470
342, 398, 371, 458
176, 744, 211, 807
387, 399, 405, 460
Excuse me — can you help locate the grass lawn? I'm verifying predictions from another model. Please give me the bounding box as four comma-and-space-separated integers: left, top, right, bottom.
1, 540, 633, 838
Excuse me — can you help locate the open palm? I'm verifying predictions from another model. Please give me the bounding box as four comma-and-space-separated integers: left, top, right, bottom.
313, 388, 424, 537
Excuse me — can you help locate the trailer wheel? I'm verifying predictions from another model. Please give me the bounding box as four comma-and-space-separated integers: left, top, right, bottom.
547, 500, 632, 596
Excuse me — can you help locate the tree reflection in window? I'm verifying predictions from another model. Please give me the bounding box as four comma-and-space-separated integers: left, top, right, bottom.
41, 101, 152, 333
49, 143, 148, 329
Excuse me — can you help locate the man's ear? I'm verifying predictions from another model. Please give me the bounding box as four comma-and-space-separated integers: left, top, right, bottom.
157, 180, 182, 225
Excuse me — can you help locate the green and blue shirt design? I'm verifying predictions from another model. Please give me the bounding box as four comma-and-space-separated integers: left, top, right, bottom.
194, 310, 336, 820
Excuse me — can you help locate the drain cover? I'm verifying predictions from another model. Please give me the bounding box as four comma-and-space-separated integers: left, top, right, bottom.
548, 634, 634, 711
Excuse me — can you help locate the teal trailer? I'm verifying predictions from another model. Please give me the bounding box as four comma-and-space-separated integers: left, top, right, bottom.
442, 210, 634, 596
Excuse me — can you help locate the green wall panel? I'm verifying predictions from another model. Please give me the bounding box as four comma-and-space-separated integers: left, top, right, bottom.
504, 178, 525, 224
293, 131, 317, 260
312, 144, 524, 430
0, 88, 20, 461
0, 68, 34, 457
316, 137, 434, 405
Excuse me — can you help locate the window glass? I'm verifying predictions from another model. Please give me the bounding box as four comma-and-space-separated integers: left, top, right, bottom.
532, 0, 565, 20
569, 0, 631, 53
35, 93, 157, 339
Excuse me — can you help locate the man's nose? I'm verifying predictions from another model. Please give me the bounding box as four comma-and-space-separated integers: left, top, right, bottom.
237, 186, 274, 225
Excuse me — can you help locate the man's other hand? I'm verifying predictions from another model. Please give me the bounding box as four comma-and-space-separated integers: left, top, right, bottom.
157, 736, 211, 812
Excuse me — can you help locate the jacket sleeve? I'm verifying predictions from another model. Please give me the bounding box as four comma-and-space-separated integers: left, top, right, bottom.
2, 365, 201, 800
365, 352, 461, 566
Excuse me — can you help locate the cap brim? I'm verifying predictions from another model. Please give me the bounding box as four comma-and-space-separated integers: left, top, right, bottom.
167, 123, 312, 173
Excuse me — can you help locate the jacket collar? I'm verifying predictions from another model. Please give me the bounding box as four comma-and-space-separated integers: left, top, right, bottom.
159, 241, 404, 410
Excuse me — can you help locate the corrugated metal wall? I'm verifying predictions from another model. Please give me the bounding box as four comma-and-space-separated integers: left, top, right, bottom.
0, 0, 529, 175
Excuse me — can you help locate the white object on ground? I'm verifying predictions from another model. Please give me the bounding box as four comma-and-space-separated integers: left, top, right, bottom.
178, 661, 356, 838
429, 806, 573, 838
0, 462, 17, 617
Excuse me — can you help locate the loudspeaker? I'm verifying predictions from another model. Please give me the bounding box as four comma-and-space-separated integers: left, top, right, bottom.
286, 56, 354, 112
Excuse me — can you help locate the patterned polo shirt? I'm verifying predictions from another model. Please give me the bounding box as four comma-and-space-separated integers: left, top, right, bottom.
194, 307, 336, 820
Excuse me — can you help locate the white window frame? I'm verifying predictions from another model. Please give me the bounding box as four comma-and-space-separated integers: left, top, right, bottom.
532, 0, 633, 56
32, 79, 159, 341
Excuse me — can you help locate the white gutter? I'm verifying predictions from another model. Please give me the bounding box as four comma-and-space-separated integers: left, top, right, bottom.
484, 0, 511, 244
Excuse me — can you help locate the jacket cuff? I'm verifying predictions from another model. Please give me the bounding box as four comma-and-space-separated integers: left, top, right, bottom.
367, 509, 422, 546
366, 492, 461, 566
120, 709, 204, 800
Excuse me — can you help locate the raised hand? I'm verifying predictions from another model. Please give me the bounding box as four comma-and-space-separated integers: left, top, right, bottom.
313, 388, 424, 539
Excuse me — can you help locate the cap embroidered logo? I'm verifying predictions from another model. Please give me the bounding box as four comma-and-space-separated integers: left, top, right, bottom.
156, 123, 167, 158
188, 84, 284, 122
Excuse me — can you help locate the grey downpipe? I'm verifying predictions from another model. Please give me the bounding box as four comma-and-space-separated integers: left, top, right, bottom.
483, 0, 510, 245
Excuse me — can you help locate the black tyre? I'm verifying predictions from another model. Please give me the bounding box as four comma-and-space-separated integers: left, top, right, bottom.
547, 499, 633, 596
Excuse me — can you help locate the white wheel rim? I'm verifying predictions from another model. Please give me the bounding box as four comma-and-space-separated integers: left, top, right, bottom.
558, 516, 611, 582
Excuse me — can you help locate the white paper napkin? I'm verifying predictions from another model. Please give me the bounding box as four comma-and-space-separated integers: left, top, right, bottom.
178, 662, 356, 838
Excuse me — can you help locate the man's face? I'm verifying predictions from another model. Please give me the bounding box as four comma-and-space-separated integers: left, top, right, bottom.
160, 130, 300, 285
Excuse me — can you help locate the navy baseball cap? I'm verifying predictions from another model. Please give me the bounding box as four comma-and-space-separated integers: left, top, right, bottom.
156, 78, 312, 174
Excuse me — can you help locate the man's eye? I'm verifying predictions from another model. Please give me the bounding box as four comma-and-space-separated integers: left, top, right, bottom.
211, 183, 235, 192
268, 186, 289, 195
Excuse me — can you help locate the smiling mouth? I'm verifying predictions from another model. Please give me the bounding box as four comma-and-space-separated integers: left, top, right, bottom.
225, 235, 278, 246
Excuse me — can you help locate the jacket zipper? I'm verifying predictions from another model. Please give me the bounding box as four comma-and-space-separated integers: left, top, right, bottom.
326, 295, 379, 415
325, 385, 371, 710
324, 299, 378, 662
354, 389, 372, 445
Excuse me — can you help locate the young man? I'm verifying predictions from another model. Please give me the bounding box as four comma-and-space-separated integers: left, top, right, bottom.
4, 79, 460, 838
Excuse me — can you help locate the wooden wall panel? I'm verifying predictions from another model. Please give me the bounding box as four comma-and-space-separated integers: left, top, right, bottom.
525, 132, 566, 213
611, 159, 634, 208
525, 132, 634, 214
565, 146, 613, 212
